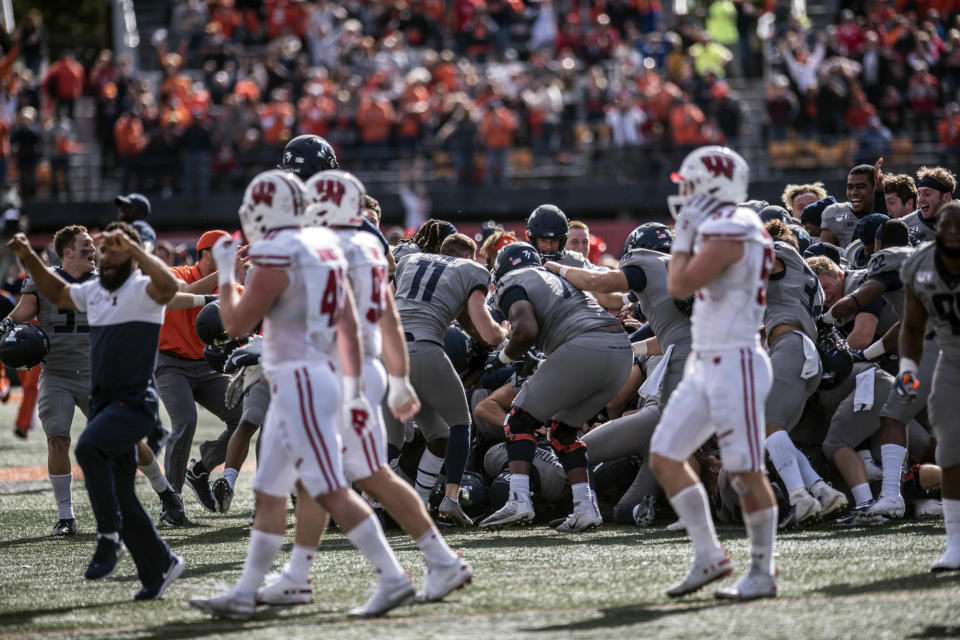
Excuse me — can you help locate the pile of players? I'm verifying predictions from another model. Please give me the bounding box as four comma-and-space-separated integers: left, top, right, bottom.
4, 136, 959, 614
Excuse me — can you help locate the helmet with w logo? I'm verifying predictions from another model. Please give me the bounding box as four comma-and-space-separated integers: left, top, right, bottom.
667, 145, 749, 219
239, 169, 308, 243
304, 170, 366, 228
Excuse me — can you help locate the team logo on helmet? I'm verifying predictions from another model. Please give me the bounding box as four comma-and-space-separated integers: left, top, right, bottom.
700, 154, 735, 179
251, 181, 276, 207
311, 178, 346, 207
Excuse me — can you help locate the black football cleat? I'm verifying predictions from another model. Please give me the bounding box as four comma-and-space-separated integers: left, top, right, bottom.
185, 460, 217, 512
85, 537, 124, 580
50, 518, 78, 536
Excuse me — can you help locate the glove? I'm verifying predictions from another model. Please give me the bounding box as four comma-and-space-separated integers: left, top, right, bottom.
483, 349, 511, 374
342, 376, 372, 433
894, 358, 920, 399
203, 294, 218, 305
514, 349, 544, 378
224, 364, 263, 410
673, 195, 716, 253
212, 237, 238, 287
387, 374, 418, 414
0, 317, 15, 335
224, 348, 261, 375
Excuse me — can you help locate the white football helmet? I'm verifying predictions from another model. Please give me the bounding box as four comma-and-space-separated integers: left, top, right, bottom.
667, 145, 749, 219
238, 169, 308, 243
303, 170, 366, 228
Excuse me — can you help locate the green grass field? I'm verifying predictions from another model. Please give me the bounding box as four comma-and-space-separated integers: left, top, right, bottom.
1, 401, 959, 640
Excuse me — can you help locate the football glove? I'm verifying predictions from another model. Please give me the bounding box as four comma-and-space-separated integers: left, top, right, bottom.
894, 358, 920, 399
387, 374, 418, 415
0, 316, 14, 335
225, 364, 263, 410
212, 236, 239, 287
223, 337, 263, 375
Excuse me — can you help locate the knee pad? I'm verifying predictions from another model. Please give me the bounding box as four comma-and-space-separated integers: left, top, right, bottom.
504, 407, 540, 445
550, 421, 587, 471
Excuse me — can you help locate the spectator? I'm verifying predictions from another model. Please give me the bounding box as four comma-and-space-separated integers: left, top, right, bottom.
605, 93, 646, 147
9, 106, 41, 200
765, 75, 798, 140
43, 114, 80, 201
779, 35, 826, 95
114, 111, 148, 192
710, 81, 743, 148
478, 100, 516, 186
18, 10, 46, 78
115, 193, 157, 253
855, 116, 892, 165
181, 110, 213, 197
938, 102, 960, 167
42, 52, 85, 120
906, 61, 939, 135
688, 31, 733, 78
705, 0, 740, 76
355, 90, 395, 169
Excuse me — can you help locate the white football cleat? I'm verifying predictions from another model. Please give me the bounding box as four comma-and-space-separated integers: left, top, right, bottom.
666, 549, 732, 598
913, 498, 942, 519
348, 575, 414, 617
555, 496, 603, 533
438, 496, 474, 527
810, 481, 848, 517
189, 590, 256, 620
714, 568, 777, 601
666, 518, 686, 532
931, 547, 960, 572
479, 493, 535, 529
416, 559, 473, 602
866, 494, 905, 518
256, 572, 313, 605
791, 490, 822, 523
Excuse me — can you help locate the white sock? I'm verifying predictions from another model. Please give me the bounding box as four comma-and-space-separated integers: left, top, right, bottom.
743, 505, 777, 576
345, 514, 405, 581
944, 498, 960, 552
766, 431, 804, 492
796, 450, 822, 488
285, 543, 316, 584
415, 526, 458, 567
851, 482, 873, 508
880, 444, 906, 498
857, 449, 875, 466
223, 467, 239, 490
415, 449, 444, 505
508, 473, 530, 500
50, 473, 74, 519
571, 482, 591, 505
138, 457, 172, 494
668, 484, 721, 559
234, 530, 284, 596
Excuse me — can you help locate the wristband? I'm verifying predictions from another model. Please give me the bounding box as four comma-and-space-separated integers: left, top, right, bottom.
192, 295, 206, 307
863, 340, 886, 361
898, 357, 919, 376
631, 340, 648, 357
821, 308, 837, 325
498, 349, 513, 364
342, 376, 361, 400
558, 265, 570, 279
387, 374, 410, 390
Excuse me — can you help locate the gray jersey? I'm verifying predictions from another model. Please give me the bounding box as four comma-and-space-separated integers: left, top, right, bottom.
493, 266, 621, 355
843, 240, 869, 269
392, 241, 421, 262
394, 253, 490, 345
902, 242, 960, 362
901, 211, 937, 245
22, 267, 93, 376
556, 250, 606, 271
764, 241, 823, 340
866, 245, 915, 319
618, 249, 691, 353
821, 202, 863, 248
842, 268, 899, 338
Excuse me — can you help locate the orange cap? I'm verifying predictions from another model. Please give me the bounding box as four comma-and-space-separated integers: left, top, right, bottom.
197, 229, 229, 253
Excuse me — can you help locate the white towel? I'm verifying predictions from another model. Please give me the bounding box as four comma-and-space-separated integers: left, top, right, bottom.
796, 331, 820, 381
854, 368, 875, 412
639, 345, 674, 400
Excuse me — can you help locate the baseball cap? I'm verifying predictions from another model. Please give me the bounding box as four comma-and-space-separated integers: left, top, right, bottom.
853, 213, 889, 246
115, 193, 151, 217
197, 230, 230, 253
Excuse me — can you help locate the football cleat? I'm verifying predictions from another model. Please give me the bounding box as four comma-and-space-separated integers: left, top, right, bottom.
914, 498, 942, 519
865, 494, 905, 519
135, 553, 185, 600
555, 496, 603, 533
50, 517, 77, 537
416, 559, 473, 602
810, 481, 848, 517
791, 490, 822, 524
666, 549, 732, 598
212, 478, 234, 514
478, 493, 535, 529
931, 548, 960, 572
632, 495, 657, 527
256, 572, 313, 605
158, 489, 190, 526
833, 502, 887, 526
438, 496, 473, 527
714, 568, 777, 601
185, 460, 217, 512
347, 575, 415, 618
189, 589, 256, 620
666, 518, 686, 532
84, 537, 125, 580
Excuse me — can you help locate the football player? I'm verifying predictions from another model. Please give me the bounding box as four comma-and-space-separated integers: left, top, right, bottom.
387, 232, 507, 525
189, 170, 413, 619
900, 166, 955, 245
478, 242, 633, 532
780, 182, 827, 220
820, 219, 930, 518
819, 163, 881, 247
897, 202, 960, 570
8, 222, 185, 600
761, 220, 847, 522
392, 219, 459, 263
882, 173, 917, 219
843, 213, 889, 269
648, 146, 778, 601
257, 170, 470, 606
526, 204, 594, 268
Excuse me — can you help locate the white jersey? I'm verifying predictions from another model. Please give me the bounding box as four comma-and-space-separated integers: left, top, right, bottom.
336, 228, 388, 358
690, 205, 774, 353
250, 227, 348, 375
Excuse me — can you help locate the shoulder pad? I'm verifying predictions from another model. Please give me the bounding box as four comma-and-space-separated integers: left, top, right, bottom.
867, 246, 913, 275
900, 242, 935, 287
699, 206, 762, 239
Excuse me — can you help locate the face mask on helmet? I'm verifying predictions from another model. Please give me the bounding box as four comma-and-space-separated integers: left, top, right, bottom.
493, 242, 542, 282
239, 169, 308, 243
667, 145, 749, 219
817, 327, 853, 390
304, 170, 366, 228
526, 205, 569, 262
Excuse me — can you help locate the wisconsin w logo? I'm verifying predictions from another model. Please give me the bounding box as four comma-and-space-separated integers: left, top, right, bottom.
313, 179, 346, 206
700, 155, 735, 179
251, 181, 276, 206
